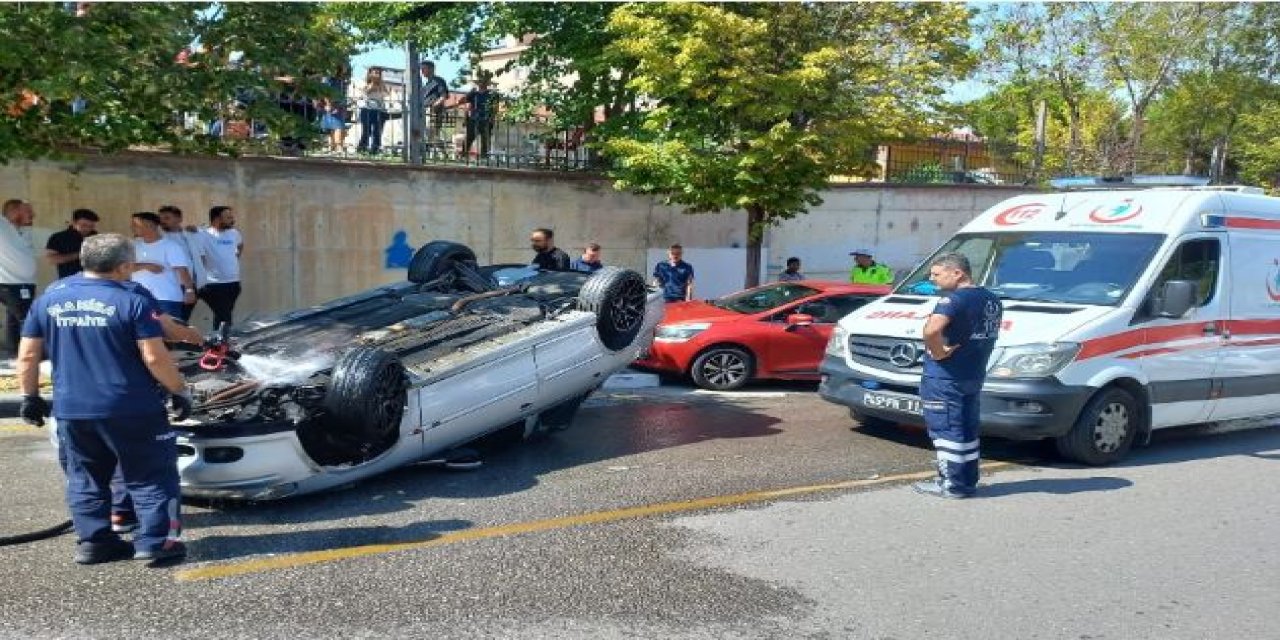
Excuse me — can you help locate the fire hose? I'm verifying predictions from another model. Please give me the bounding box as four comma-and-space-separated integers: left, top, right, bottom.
3, 326, 241, 546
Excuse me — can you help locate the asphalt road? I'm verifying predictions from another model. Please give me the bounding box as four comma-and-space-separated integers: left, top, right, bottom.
0, 384, 1276, 639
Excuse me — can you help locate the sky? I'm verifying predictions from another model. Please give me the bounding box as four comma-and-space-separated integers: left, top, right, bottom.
351, 46, 467, 86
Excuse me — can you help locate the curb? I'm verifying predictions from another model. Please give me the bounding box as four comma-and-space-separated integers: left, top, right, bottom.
0, 394, 19, 419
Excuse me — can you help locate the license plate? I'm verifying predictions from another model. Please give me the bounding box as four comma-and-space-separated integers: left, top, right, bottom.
862, 391, 923, 415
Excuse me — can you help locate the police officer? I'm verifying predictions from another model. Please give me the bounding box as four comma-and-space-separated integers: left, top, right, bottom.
914, 252, 1002, 499
849, 249, 894, 285
16, 233, 192, 566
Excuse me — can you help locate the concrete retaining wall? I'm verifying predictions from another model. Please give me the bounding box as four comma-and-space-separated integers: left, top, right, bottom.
0, 152, 1036, 336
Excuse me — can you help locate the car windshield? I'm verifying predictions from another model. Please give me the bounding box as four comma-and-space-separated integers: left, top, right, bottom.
714, 283, 819, 314
896, 231, 1165, 306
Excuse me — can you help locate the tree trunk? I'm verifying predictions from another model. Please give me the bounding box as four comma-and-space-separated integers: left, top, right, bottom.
745, 205, 766, 289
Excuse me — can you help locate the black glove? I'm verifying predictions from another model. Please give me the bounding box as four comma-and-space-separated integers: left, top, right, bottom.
169, 390, 194, 422
20, 394, 50, 427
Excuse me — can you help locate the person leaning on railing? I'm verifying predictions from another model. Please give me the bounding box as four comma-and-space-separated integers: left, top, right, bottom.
356, 68, 391, 156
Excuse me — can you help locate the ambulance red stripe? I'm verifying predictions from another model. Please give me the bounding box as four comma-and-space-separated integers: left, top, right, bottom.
1078, 318, 1280, 361
1224, 216, 1280, 230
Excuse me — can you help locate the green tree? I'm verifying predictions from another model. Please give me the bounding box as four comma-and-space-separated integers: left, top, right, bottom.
600, 2, 973, 287
1084, 2, 1219, 171
0, 2, 352, 163
1235, 98, 1280, 189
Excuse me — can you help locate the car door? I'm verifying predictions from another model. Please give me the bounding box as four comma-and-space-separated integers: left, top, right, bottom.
766, 294, 875, 376
1136, 235, 1226, 427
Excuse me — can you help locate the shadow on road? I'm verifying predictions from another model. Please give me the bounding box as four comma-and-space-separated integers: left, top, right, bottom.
978, 476, 1133, 498
184, 393, 784, 528
189, 519, 473, 563
1115, 424, 1280, 468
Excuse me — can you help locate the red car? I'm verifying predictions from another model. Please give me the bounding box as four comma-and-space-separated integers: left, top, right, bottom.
635, 281, 890, 390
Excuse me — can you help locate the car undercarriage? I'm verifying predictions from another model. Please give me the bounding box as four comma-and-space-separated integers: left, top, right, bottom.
175, 241, 653, 470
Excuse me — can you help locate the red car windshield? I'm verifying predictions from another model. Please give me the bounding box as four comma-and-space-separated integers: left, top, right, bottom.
713, 283, 820, 314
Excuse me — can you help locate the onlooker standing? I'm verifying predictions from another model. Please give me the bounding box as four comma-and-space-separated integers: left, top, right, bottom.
778, 257, 805, 282
850, 248, 894, 285
200, 205, 244, 329
356, 68, 390, 155
571, 243, 604, 273
913, 253, 1002, 500
462, 76, 496, 159
420, 61, 450, 143
17, 233, 190, 566
130, 212, 193, 319
0, 199, 37, 358
158, 205, 209, 322
45, 209, 100, 279
321, 64, 351, 152
529, 228, 572, 271
317, 97, 348, 154
653, 244, 695, 303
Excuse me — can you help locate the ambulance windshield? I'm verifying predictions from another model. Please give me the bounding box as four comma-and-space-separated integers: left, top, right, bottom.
898, 232, 1165, 306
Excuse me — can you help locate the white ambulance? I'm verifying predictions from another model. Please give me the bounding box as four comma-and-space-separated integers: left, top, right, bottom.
820, 177, 1280, 464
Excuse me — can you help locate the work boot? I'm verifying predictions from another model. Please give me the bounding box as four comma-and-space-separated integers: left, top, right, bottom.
74, 539, 135, 565
911, 480, 974, 500
134, 540, 188, 568
110, 512, 139, 534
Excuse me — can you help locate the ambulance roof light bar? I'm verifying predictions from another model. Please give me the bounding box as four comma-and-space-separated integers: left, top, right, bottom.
1049, 175, 1211, 191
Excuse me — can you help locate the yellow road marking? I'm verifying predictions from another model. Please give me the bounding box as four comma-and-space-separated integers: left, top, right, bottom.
0, 424, 41, 434
175, 461, 1016, 582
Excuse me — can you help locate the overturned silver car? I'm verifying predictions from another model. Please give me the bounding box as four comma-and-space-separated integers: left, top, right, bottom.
174, 241, 663, 500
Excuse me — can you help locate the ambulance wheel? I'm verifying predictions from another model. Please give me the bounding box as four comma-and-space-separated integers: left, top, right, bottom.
1054, 387, 1138, 465
849, 409, 896, 431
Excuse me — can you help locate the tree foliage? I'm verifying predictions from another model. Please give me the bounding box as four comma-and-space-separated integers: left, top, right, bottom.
975, 2, 1280, 187
0, 2, 353, 163
599, 2, 973, 286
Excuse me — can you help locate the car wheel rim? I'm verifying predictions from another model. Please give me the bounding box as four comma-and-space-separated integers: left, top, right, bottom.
371, 364, 406, 438
608, 279, 648, 334
1093, 402, 1129, 453
703, 353, 746, 387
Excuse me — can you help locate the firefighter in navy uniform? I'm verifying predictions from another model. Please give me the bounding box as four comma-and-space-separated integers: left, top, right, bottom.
16, 233, 192, 566
914, 252, 1002, 499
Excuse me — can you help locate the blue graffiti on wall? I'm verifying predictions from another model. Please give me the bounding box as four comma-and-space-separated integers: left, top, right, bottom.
384, 230, 414, 269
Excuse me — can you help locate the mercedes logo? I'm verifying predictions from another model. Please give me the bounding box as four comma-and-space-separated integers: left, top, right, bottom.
887, 342, 920, 368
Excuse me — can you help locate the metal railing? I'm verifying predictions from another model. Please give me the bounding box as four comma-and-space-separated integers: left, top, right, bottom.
199, 94, 597, 172
187, 99, 1224, 186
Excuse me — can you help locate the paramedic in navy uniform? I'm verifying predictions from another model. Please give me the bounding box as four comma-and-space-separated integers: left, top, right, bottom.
914, 252, 1002, 499
16, 233, 192, 566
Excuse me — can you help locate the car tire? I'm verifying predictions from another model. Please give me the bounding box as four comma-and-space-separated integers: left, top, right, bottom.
849, 409, 896, 430
691, 346, 754, 391
408, 241, 478, 284
323, 347, 408, 446
577, 267, 649, 351
1054, 387, 1139, 465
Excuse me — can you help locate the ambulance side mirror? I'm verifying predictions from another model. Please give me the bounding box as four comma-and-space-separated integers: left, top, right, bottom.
1156, 280, 1197, 318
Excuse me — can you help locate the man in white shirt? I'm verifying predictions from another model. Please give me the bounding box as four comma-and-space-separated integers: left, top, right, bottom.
129, 212, 194, 319
200, 205, 244, 330
0, 199, 37, 357
158, 205, 209, 322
